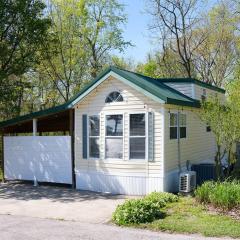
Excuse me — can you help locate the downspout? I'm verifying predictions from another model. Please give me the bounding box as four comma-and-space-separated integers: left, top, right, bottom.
33, 119, 37, 136
177, 111, 182, 173
32, 119, 38, 186
1, 131, 4, 183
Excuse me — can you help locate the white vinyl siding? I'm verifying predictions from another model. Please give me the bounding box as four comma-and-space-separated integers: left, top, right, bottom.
164, 107, 216, 172
74, 76, 164, 194
164, 106, 216, 192
165, 82, 225, 102
74, 75, 222, 194
164, 83, 194, 98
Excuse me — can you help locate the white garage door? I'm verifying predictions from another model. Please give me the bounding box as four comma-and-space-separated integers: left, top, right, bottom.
4, 136, 72, 184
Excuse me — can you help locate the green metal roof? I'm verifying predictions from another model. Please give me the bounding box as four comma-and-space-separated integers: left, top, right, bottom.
108, 67, 200, 106
0, 103, 71, 129
157, 77, 225, 93
1, 66, 222, 129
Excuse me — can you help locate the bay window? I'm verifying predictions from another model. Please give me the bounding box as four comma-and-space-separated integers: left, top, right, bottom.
89, 115, 100, 158
105, 114, 123, 159
129, 113, 146, 159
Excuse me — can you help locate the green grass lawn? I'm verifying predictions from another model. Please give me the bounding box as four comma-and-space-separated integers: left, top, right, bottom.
139, 197, 240, 238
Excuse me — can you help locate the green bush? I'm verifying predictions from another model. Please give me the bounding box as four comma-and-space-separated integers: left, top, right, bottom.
230, 168, 240, 180
112, 192, 178, 225
195, 181, 216, 204
112, 199, 162, 225
144, 192, 178, 208
195, 180, 240, 210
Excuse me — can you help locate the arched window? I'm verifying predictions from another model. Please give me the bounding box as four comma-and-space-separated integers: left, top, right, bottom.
105, 91, 123, 103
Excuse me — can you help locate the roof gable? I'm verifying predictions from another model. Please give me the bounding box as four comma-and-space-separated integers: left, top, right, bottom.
60, 66, 200, 107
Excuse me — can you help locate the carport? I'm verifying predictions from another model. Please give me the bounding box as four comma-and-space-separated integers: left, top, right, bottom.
0, 104, 75, 187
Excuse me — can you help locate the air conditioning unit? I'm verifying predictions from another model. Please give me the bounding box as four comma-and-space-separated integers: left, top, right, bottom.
179, 171, 196, 193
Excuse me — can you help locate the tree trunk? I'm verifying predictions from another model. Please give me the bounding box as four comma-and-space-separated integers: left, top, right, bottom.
215, 145, 222, 180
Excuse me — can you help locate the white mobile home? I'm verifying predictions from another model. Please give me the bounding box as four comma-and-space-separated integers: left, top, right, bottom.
0, 66, 225, 194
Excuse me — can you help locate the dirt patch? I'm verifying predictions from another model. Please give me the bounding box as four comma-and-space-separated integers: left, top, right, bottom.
205, 204, 240, 220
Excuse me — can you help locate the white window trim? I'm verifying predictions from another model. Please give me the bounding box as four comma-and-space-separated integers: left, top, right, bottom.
169, 112, 187, 140
128, 112, 148, 162
104, 113, 125, 161
88, 114, 100, 160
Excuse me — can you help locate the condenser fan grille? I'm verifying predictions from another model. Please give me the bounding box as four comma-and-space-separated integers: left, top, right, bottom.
180, 175, 188, 191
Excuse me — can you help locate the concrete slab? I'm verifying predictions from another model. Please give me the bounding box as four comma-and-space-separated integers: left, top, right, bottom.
0, 182, 126, 223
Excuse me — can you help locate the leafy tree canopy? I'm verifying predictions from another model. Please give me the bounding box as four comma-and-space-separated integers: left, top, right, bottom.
0, 0, 51, 119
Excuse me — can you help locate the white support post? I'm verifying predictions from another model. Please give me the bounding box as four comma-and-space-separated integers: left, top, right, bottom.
33, 119, 37, 136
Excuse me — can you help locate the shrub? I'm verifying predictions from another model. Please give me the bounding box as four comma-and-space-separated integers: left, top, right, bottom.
195, 180, 240, 210
112, 199, 162, 225
144, 192, 178, 208
112, 192, 179, 225
195, 181, 216, 204
209, 181, 240, 210
230, 167, 240, 180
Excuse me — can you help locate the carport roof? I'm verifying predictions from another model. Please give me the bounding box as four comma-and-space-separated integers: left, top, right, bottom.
0, 66, 224, 130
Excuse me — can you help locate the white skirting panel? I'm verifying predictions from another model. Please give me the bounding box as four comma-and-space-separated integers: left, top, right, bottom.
147, 177, 163, 194
75, 170, 163, 195
4, 136, 72, 184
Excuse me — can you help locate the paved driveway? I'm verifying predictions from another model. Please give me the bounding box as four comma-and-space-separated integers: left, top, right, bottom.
0, 182, 234, 240
0, 182, 126, 223
0, 214, 233, 240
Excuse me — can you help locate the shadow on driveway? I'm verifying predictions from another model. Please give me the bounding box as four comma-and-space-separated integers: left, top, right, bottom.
0, 181, 127, 223
0, 181, 125, 203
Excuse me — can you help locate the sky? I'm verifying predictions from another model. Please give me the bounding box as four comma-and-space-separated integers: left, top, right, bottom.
118, 0, 220, 63
119, 0, 151, 63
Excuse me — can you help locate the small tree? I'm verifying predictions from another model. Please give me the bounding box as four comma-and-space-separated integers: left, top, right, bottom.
201, 96, 240, 178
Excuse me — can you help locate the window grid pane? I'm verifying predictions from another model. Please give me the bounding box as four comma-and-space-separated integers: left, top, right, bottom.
169, 113, 187, 139
106, 115, 123, 136
130, 137, 145, 159
89, 116, 100, 136
89, 138, 100, 158
180, 127, 186, 138
170, 113, 177, 126
130, 113, 145, 136
180, 114, 186, 126
105, 114, 123, 159
170, 127, 178, 139
105, 138, 123, 159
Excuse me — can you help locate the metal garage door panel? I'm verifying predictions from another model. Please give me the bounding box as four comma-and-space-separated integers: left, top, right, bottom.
4, 136, 72, 184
